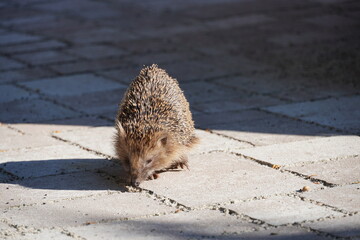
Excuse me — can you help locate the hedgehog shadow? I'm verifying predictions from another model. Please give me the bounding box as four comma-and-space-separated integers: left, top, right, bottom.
0, 158, 130, 192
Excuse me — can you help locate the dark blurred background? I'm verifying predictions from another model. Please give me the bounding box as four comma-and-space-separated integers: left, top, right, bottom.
0, 0, 359, 136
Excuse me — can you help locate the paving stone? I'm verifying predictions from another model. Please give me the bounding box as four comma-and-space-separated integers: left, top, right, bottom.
0, 222, 19, 240
0, 14, 56, 27
304, 214, 360, 238
237, 136, 360, 166
3, 229, 75, 240
0, 32, 42, 46
49, 58, 130, 75
194, 110, 262, 127
0, 56, 24, 70
0, 145, 108, 178
193, 129, 253, 154
13, 50, 76, 66
226, 195, 341, 225
34, 0, 119, 20
214, 75, 354, 102
264, 95, 360, 133
192, 95, 284, 113
204, 14, 273, 29
286, 155, 360, 185
0, 40, 66, 54
10, 116, 112, 135
234, 226, 330, 240
2, 192, 175, 228
66, 45, 127, 60
269, 32, 338, 47
58, 88, 125, 115
0, 84, 35, 103
69, 209, 260, 240
301, 184, 360, 213
127, 51, 199, 69
180, 81, 244, 104
207, 112, 337, 146
0, 170, 123, 208
21, 74, 126, 97
97, 67, 138, 84
66, 27, 138, 44
0, 172, 14, 183
161, 60, 224, 82
0, 98, 81, 123
304, 14, 358, 27
0, 68, 56, 84
141, 152, 319, 207
53, 126, 117, 157
0, 126, 59, 151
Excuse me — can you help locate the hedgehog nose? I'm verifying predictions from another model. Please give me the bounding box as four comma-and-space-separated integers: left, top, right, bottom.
131, 178, 140, 187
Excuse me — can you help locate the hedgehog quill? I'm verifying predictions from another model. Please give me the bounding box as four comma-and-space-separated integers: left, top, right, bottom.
114, 64, 199, 187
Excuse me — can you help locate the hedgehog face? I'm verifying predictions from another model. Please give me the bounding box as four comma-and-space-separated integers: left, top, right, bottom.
129, 133, 172, 187
115, 121, 178, 187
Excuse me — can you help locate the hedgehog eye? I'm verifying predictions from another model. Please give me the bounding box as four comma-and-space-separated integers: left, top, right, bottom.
146, 159, 153, 165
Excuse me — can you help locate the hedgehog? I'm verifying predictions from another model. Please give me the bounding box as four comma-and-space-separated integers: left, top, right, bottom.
114, 64, 199, 187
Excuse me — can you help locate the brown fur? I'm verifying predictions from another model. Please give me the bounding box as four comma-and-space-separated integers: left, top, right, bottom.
114, 64, 199, 186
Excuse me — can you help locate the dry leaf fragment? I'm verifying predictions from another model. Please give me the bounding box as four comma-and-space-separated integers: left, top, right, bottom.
272, 164, 281, 169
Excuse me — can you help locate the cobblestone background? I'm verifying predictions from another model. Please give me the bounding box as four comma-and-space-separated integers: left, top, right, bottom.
0, 0, 359, 239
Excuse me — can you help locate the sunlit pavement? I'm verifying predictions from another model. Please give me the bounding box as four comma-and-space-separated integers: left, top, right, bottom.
0, 0, 359, 239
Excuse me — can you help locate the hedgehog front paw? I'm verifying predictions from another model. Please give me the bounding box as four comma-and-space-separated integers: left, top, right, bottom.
170, 155, 189, 170
148, 173, 159, 180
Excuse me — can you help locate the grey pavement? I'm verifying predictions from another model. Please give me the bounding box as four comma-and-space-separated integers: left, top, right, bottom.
0, 0, 359, 239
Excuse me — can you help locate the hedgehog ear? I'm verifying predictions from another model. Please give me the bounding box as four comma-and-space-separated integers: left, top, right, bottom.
157, 133, 168, 147
116, 120, 125, 137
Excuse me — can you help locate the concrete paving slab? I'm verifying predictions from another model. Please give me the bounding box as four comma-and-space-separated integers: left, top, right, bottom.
0, 32, 42, 46
0, 67, 56, 84
2, 192, 175, 228
192, 94, 284, 113
0, 56, 24, 70
193, 129, 253, 154
0, 172, 14, 182
57, 88, 125, 115
0, 126, 59, 151
53, 126, 117, 157
0, 145, 108, 178
10, 116, 112, 135
0, 98, 81, 123
286, 155, 360, 185
2, 228, 75, 240
0, 170, 122, 208
68, 209, 260, 240
304, 214, 360, 238
237, 136, 360, 166
21, 74, 126, 97
233, 226, 331, 240
13, 50, 77, 66
211, 115, 336, 146
226, 195, 342, 225
97, 67, 138, 84
301, 184, 360, 213
264, 95, 360, 134
0, 84, 35, 103
68, 217, 329, 240
193, 110, 263, 127
0, 40, 66, 54
304, 14, 357, 27
214, 75, 354, 102
66, 45, 127, 60
141, 152, 319, 207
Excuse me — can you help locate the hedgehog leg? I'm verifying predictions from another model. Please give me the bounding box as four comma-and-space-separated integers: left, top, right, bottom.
148, 173, 159, 180
170, 155, 189, 170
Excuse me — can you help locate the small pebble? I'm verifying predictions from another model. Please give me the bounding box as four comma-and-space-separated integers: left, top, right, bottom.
302, 186, 310, 192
